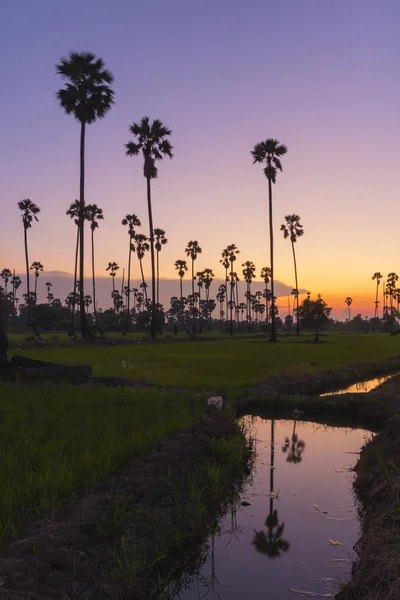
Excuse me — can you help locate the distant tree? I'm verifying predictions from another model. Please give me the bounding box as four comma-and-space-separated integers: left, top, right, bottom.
121, 214, 141, 331
185, 241, 202, 335
251, 138, 288, 341
45, 281, 53, 304
345, 297, 353, 321
386, 273, 399, 311
125, 116, 173, 338
18, 199, 40, 335
372, 272, 383, 319
133, 233, 150, 302
11, 274, 22, 309
30, 261, 44, 298
226, 244, 240, 335
242, 261, 256, 326
154, 228, 167, 305
106, 262, 119, 295
0, 269, 12, 295
0, 289, 8, 366
66, 199, 82, 334
261, 267, 272, 324
86, 204, 104, 334
57, 50, 114, 337
281, 214, 304, 334
216, 284, 226, 328
297, 294, 332, 332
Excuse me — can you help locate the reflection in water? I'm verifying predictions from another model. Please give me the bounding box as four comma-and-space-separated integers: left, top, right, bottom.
173, 418, 370, 600
321, 373, 399, 396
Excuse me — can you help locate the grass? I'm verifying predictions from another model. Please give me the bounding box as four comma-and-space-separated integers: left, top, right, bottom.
9, 333, 400, 391
0, 382, 204, 543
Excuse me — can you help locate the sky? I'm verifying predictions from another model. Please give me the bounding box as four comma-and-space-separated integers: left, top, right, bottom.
1, 0, 400, 318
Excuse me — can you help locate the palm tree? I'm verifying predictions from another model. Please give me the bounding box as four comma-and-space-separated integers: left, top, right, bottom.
125, 117, 173, 338
0, 288, 7, 366
0, 269, 12, 295
11, 274, 21, 311
280, 215, 304, 334
66, 199, 82, 334
174, 259, 188, 329
185, 241, 202, 335
121, 214, 141, 331
220, 248, 230, 331
242, 261, 256, 327
18, 200, 40, 336
57, 51, 114, 338
372, 272, 383, 319
226, 244, 240, 335
30, 261, 44, 299
106, 262, 119, 296
216, 284, 226, 329
345, 297, 353, 321
386, 273, 399, 311
133, 234, 150, 302
260, 267, 271, 325
251, 138, 288, 342
154, 228, 167, 305
86, 204, 104, 334
45, 282, 53, 304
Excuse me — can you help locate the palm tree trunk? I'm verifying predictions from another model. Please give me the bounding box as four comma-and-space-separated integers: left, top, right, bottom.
146, 176, 157, 338
0, 290, 8, 366
291, 241, 300, 335
191, 259, 195, 335
91, 228, 103, 335
70, 226, 79, 334
124, 239, 132, 334
225, 267, 228, 332
139, 259, 148, 301
24, 226, 39, 336
79, 120, 90, 338
268, 177, 277, 342
34, 275, 38, 299
229, 266, 234, 336
156, 250, 160, 306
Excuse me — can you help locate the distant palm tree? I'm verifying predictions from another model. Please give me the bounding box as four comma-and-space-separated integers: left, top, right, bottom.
386, 273, 399, 311
11, 274, 22, 309
106, 262, 119, 296
242, 261, 256, 326
220, 248, 231, 330
345, 297, 353, 321
121, 214, 141, 331
154, 228, 167, 305
125, 117, 173, 338
0, 289, 7, 366
216, 284, 226, 329
252, 138, 288, 342
0, 269, 12, 295
84, 295, 92, 310
260, 267, 271, 324
134, 234, 150, 302
30, 261, 44, 298
57, 51, 114, 337
226, 244, 240, 335
281, 215, 304, 334
45, 282, 53, 304
66, 199, 82, 334
372, 272, 383, 319
185, 241, 202, 334
18, 199, 40, 335
86, 204, 104, 334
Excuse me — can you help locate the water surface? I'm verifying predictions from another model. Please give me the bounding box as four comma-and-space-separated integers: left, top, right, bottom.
173, 418, 370, 600
321, 373, 398, 396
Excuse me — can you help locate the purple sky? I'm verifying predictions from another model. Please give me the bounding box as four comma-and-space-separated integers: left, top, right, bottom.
1, 1, 400, 317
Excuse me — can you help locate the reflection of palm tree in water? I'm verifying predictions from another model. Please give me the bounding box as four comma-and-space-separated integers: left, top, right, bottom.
282, 420, 306, 464
252, 420, 290, 558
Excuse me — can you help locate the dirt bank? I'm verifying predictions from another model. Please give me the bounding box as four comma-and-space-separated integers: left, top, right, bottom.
0, 409, 249, 600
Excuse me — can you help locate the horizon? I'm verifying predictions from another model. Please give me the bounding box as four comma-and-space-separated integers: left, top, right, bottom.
1, 1, 399, 322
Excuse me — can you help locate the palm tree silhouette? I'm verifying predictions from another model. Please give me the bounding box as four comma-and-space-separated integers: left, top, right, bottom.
220, 248, 231, 331
0, 288, 7, 366
133, 234, 150, 303
57, 51, 114, 338
125, 117, 173, 339
0, 269, 12, 295
12, 274, 21, 311
86, 204, 104, 335
226, 244, 240, 335
251, 138, 288, 342
106, 262, 119, 296
66, 199, 82, 334
282, 421, 306, 464
345, 297, 353, 321
202, 268, 215, 328
253, 420, 290, 558
154, 228, 167, 305
386, 273, 398, 312
242, 261, 256, 328
121, 214, 141, 332
30, 261, 44, 299
216, 284, 226, 329
185, 241, 202, 335
260, 267, 271, 325
372, 272, 383, 320
45, 282, 53, 304
18, 200, 40, 336
281, 215, 304, 334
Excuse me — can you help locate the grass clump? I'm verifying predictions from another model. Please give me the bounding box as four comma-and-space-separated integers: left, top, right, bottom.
0, 382, 204, 544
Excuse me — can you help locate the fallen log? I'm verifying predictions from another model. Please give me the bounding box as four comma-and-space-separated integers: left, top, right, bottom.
15, 365, 92, 382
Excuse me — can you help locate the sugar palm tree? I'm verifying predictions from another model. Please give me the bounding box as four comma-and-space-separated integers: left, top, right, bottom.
86, 204, 104, 334
216, 284, 226, 329
242, 261, 256, 326
226, 244, 240, 335
345, 297, 353, 321
154, 228, 167, 305
45, 282, 53, 304
57, 51, 114, 337
106, 262, 119, 295
30, 261, 44, 299
134, 234, 150, 302
386, 273, 398, 311
0, 269, 12, 295
121, 214, 141, 331
0, 286, 7, 366
185, 241, 202, 335
252, 138, 288, 342
372, 272, 383, 319
66, 199, 82, 334
261, 267, 272, 324
281, 214, 304, 334
220, 248, 231, 330
125, 117, 173, 338
18, 200, 40, 335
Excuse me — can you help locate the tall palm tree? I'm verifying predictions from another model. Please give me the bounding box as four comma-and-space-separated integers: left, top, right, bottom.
125, 117, 173, 338
261, 267, 272, 324
30, 261, 44, 299
134, 234, 150, 302
18, 200, 40, 336
345, 297, 353, 321
251, 138, 288, 342
220, 248, 230, 331
0, 269, 12, 295
280, 214, 304, 334
86, 204, 104, 334
106, 262, 119, 295
66, 199, 82, 334
174, 259, 188, 329
11, 274, 21, 311
216, 284, 226, 329
121, 214, 141, 331
57, 51, 114, 338
185, 241, 202, 335
372, 272, 383, 319
226, 244, 240, 335
242, 261, 256, 326
45, 282, 53, 304
154, 228, 167, 305
386, 273, 398, 311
